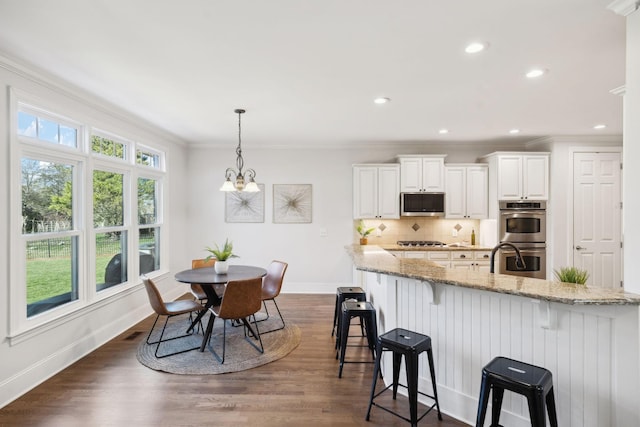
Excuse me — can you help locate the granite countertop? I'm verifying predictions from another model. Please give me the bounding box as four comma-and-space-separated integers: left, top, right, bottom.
346, 244, 640, 305
379, 244, 492, 251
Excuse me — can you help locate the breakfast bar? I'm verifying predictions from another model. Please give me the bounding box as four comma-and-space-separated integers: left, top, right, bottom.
346, 244, 640, 427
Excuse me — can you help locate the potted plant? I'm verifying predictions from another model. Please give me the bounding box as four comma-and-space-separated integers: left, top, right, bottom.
553, 266, 589, 285
205, 239, 239, 274
356, 220, 375, 245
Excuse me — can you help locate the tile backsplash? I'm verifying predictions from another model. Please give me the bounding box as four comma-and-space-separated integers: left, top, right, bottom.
355, 218, 481, 245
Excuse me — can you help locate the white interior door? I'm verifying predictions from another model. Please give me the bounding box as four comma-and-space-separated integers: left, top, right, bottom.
573, 152, 622, 288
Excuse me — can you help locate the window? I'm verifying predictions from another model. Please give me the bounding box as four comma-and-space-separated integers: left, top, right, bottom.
18, 110, 78, 148
138, 177, 161, 273
136, 148, 161, 168
22, 158, 79, 317
93, 168, 128, 291
92, 134, 127, 160
11, 98, 166, 332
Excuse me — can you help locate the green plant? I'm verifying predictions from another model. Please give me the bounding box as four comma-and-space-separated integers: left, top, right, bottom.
356, 220, 375, 238
554, 266, 589, 285
205, 239, 239, 262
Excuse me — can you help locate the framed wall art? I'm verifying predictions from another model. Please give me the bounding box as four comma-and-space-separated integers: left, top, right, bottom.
273, 184, 312, 223
225, 184, 265, 223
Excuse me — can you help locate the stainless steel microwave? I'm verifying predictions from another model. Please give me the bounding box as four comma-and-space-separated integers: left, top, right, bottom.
400, 192, 445, 217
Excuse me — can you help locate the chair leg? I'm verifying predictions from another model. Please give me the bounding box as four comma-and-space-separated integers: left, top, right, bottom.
258, 298, 285, 334
146, 313, 201, 358
365, 339, 383, 421
243, 314, 264, 354
208, 316, 226, 364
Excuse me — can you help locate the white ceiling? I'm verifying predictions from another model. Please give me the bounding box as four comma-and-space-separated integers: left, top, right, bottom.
0, 0, 626, 148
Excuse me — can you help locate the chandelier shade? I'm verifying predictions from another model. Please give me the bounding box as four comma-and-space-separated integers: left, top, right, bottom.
220, 108, 259, 192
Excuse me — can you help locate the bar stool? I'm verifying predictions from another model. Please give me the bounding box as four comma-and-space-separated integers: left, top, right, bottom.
366, 328, 442, 426
337, 300, 377, 378
332, 286, 366, 348
475, 356, 558, 427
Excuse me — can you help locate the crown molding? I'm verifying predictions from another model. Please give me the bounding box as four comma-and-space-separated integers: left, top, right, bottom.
607, 0, 639, 16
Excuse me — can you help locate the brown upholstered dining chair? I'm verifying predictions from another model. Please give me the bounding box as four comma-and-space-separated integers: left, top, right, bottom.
190, 258, 215, 302
205, 277, 264, 364
258, 260, 288, 334
141, 275, 204, 358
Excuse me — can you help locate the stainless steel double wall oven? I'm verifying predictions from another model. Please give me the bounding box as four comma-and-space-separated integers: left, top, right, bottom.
498, 200, 547, 279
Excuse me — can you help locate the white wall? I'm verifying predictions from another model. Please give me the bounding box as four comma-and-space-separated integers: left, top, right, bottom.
622, 8, 640, 294
184, 143, 514, 293
0, 57, 191, 407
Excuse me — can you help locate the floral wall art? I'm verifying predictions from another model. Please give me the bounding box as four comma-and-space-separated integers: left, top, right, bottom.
273, 184, 312, 223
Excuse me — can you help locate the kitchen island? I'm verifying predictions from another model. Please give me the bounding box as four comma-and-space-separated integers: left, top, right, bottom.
347, 244, 640, 427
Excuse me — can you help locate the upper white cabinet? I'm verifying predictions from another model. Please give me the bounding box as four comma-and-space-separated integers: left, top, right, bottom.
485, 153, 549, 201
445, 164, 488, 219
353, 164, 400, 219
397, 155, 446, 192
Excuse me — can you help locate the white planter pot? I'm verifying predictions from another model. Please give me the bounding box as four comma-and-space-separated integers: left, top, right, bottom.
214, 260, 229, 274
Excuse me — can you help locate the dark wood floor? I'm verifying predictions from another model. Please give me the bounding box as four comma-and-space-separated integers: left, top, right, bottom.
0, 294, 470, 426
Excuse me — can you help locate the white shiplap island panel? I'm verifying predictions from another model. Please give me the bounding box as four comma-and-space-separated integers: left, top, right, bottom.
350, 246, 639, 427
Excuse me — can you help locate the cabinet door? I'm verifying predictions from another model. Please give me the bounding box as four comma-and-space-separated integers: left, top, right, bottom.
399, 158, 423, 192
474, 262, 491, 273
404, 251, 427, 259
422, 157, 445, 192
451, 261, 474, 270
466, 166, 488, 218
353, 166, 378, 218
497, 155, 523, 200
427, 251, 450, 267
377, 165, 400, 218
523, 155, 549, 200
445, 166, 466, 218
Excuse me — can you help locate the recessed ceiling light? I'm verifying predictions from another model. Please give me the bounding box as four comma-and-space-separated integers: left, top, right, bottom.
509, 129, 520, 134
465, 42, 488, 54
593, 124, 607, 130
374, 97, 390, 104
526, 68, 547, 78
439, 129, 449, 134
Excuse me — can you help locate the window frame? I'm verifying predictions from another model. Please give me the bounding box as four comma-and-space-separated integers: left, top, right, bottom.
8, 88, 167, 341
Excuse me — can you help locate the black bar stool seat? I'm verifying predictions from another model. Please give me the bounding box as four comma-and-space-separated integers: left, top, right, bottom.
475, 356, 558, 427
332, 286, 366, 349
332, 286, 366, 336
337, 300, 377, 378
366, 328, 442, 426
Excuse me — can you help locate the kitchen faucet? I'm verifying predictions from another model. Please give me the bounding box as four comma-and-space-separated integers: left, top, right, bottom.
490, 242, 527, 274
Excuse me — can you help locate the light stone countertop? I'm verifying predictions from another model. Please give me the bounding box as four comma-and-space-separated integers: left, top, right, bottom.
346, 244, 640, 305
378, 244, 492, 251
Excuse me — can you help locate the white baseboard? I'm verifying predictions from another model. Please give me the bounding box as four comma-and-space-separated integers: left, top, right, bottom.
0, 300, 152, 409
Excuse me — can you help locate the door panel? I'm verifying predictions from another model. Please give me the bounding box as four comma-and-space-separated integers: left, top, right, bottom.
573, 152, 621, 288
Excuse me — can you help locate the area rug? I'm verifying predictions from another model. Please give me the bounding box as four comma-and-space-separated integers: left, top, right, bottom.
136, 314, 301, 375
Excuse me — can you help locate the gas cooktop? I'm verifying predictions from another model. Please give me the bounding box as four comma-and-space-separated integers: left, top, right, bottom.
397, 240, 446, 247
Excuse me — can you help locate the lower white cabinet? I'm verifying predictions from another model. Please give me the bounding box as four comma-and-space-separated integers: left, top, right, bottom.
450, 250, 491, 271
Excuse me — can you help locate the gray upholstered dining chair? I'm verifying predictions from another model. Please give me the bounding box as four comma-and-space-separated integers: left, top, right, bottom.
205, 277, 264, 364
258, 260, 288, 334
142, 275, 204, 358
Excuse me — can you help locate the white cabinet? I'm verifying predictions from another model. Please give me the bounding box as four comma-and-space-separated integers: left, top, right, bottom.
353, 164, 400, 219
450, 250, 491, 271
494, 154, 549, 201
398, 155, 446, 192
402, 251, 450, 266
445, 164, 488, 219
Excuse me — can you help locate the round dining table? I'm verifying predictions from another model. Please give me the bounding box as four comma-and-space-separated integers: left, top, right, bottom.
175, 264, 267, 351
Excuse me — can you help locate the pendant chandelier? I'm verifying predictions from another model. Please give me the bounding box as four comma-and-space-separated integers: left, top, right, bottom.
220, 108, 259, 192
